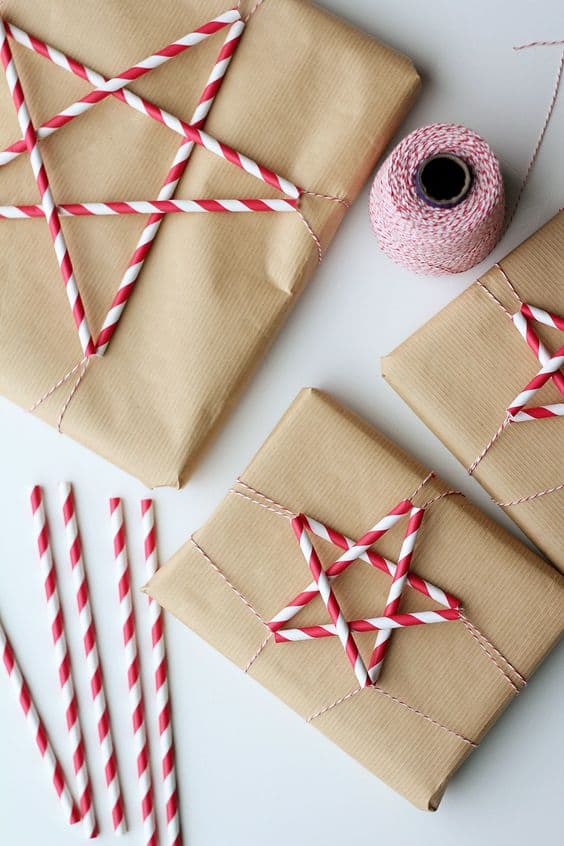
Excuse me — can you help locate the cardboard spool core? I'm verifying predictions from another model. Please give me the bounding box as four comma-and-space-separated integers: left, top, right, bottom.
415, 154, 472, 208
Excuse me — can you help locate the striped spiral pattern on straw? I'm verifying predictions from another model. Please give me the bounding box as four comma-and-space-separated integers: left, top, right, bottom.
30, 486, 97, 838
59, 483, 126, 835
507, 345, 564, 419
0, 198, 297, 218
368, 507, 424, 683
292, 514, 369, 688
274, 608, 460, 642
512, 307, 564, 394
141, 500, 181, 846
110, 498, 157, 846
0, 20, 94, 355
0, 616, 81, 826
96, 17, 245, 355
369, 124, 505, 276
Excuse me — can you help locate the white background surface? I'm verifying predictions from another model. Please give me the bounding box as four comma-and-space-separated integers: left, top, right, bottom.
0, 1, 563, 844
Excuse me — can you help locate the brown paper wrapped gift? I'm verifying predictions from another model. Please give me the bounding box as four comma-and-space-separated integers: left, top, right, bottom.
146, 388, 564, 809
0, 0, 419, 487
383, 211, 564, 573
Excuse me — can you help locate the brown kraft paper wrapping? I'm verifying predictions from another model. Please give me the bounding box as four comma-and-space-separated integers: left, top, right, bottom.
382, 211, 564, 573
146, 388, 564, 810
0, 0, 419, 487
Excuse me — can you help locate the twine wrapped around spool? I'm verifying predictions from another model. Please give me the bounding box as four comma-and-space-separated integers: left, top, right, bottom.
369, 123, 505, 276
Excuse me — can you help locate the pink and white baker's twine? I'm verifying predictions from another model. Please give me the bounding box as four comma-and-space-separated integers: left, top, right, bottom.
0, 615, 81, 827
30, 486, 97, 838
59, 483, 126, 835
141, 499, 181, 846
96, 16, 246, 356
110, 498, 157, 846
369, 124, 505, 276
0, 20, 94, 356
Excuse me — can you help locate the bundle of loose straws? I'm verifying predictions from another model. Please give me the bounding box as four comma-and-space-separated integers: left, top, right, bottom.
0, 487, 180, 846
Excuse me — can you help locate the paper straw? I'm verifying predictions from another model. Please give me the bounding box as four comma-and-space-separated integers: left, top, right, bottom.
59, 483, 126, 835
301, 514, 460, 610
95, 18, 246, 355
30, 486, 97, 838
274, 609, 461, 642
141, 499, 181, 846
0, 198, 297, 218
512, 308, 564, 394
368, 507, 425, 684
268, 500, 415, 633
0, 615, 80, 826
1, 18, 300, 198
507, 345, 564, 418
520, 303, 564, 331
0, 21, 94, 356
511, 403, 564, 422
4, 11, 239, 150
292, 514, 369, 688
110, 498, 157, 846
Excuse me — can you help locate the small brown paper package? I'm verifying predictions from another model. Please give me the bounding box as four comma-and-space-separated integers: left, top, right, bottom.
0, 0, 419, 487
146, 388, 564, 810
382, 211, 564, 573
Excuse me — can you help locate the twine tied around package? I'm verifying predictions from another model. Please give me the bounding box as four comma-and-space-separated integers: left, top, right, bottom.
469, 263, 564, 507
187, 472, 527, 746
0, 6, 349, 429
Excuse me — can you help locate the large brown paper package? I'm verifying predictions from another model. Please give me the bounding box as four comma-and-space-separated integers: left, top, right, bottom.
382, 211, 564, 573
0, 0, 419, 487
146, 388, 564, 810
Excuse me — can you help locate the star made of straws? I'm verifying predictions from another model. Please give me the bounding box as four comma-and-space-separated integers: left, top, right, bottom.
507, 303, 564, 423
268, 499, 462, 687
0, 10, 304, 360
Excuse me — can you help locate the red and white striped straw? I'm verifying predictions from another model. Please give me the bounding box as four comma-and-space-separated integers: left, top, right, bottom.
274, 608, 460, 642
110, 498, 157, 846
300, 514, 460, 610
1, 18, 299, 198
292, 514, 370, 688
512, 308, 564, 394
521, 302, 564, 331
268, 500, 415, 633
4, 11, 239, 151
0, 615, 81, 827
510, 403, 564, 422
29, 485, 97, 838
59, 483, 126, 835
96, 18, 245, 356
507, 345, 564, 418
0, 20, 94, 356
0, 198, 297, 218
141, 500, 181, 846
368, 507, 425, 684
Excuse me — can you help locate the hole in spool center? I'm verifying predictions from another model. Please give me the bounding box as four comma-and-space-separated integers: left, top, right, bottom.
416, 154, 472, 208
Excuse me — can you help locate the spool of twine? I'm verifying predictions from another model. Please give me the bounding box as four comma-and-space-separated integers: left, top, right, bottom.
369, 123, 505, 276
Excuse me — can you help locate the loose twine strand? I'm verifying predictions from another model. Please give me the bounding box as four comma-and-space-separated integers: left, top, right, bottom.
187, 473, 526, 746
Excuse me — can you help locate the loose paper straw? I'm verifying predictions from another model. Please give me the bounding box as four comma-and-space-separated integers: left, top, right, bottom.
301, 514, 460, 610
110, 498, 157, 846
268, 500, 416, 633
507, 345, 564, 418
59, 483, 126, 835
2, 19, 299, 198
0, 615, 80, 826
512, 308, 564, 394
274, 608, 461, 642
0, 20, 94, 356
141, 499, 181, 846
292, 514, 369, 688
96, 18, 245, 356
368, 507, 424, 684
0, 198, 297, 218
30, 486, 97, 838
